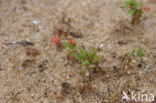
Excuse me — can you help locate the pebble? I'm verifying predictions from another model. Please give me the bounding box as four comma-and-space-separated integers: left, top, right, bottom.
99, 44, 104, 48
85, 71, 89, 76
104, 100, 108, 103
131, 59, 137, 64
33, 20, 38, 24
105, 74, 109, 78
127, 70, 131, 74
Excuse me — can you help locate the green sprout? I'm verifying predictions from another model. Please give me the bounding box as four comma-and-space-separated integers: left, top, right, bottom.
137, 48, 145, 58
122, 0, 144, 25
122, 0, 139, 15
125, 48, 145, 65
130, 48, 145, 58
65, 43, 103, 75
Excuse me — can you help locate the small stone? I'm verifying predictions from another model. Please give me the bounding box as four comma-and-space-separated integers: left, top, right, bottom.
125, 66, 128, 69
141, 89, 145, 93
138, 71, 142, 76
105, 73, 109, 78
85, 71, 89, 76
131, 59, 137, 64
127, 70, 131, 74
129, 59, 137, 66
33, 20, 38, 24
99, 44, 104, 48
104, 100, 108, 102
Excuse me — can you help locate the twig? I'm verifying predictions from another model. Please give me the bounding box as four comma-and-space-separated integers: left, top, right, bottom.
6, 40, 34, 46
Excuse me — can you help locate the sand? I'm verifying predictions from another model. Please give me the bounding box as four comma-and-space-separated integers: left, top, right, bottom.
0, 0, 156, 103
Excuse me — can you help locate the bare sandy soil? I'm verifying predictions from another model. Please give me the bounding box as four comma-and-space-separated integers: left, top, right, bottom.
0, 0, 156, 103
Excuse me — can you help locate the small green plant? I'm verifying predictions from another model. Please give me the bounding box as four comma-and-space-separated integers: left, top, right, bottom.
136, 48, 145, 58
65, 42, 103, 75
125, 48, 145, 65
128, 48, 145, 58
122, 0, 150, 25
51, 36, 104, 76
122, 0, 140, 15
122, 0, 142, 25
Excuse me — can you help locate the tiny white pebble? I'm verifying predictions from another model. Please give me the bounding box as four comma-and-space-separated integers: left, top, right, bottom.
99, 44, 104, 48
38, 26, 42, 29
85, 71, 89, 76
33, 20, 38, 24
19, 65, 22, 70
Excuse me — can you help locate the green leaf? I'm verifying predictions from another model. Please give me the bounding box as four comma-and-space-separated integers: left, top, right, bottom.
79, 49, 87, 60
134, 2, 139, 8
93, 55, 100, 63
101, 68, 106, 71
137, 48, 145, 58
73, 53, 81, 60
142, 16, 148, 21
77, 69, 86, 75
131, 0, 137, 5
122, 4, 128, 8
132, 48, 136, 56
74, 44, 79, 50
122, 0, 140, 13
65, 42, 74, 49
81, 60, 89, 66
127, 52, 131, 57
126, 0, 131, 4
128, 8, 136, 14
93, 55, 104, 63
67, 52, 72, 57
89, 49, 96, 59
122, 0, 131, 7
89, 64, 95, 69
130, 0, 139, 9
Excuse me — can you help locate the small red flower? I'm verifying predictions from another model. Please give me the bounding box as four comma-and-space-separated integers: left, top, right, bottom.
145, 6, 150, 11
51, 36, 60, 44
70, 38, 75, 46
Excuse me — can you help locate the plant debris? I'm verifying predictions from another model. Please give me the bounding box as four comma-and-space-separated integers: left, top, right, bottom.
26, 47, 40, 57
6, 40, 34, 46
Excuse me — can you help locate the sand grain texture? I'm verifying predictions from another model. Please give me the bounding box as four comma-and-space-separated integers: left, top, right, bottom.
0, 0, 156, 103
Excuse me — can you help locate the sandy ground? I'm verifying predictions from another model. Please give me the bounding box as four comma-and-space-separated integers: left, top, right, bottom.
0, 0, 156, 103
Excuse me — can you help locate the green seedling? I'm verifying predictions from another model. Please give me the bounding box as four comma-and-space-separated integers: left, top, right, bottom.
65, 43, 103, 75
130, 48, 145, 58
125, 48, 145, 65
122, 0, 143, 25
122, 0, 139, 14
52, 36, 104, 76
137, 48, 145, 58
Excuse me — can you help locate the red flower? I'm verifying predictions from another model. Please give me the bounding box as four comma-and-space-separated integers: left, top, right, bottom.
70, 38, 75, 46
145, 6, 150, 11
51, 36, 60, 44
